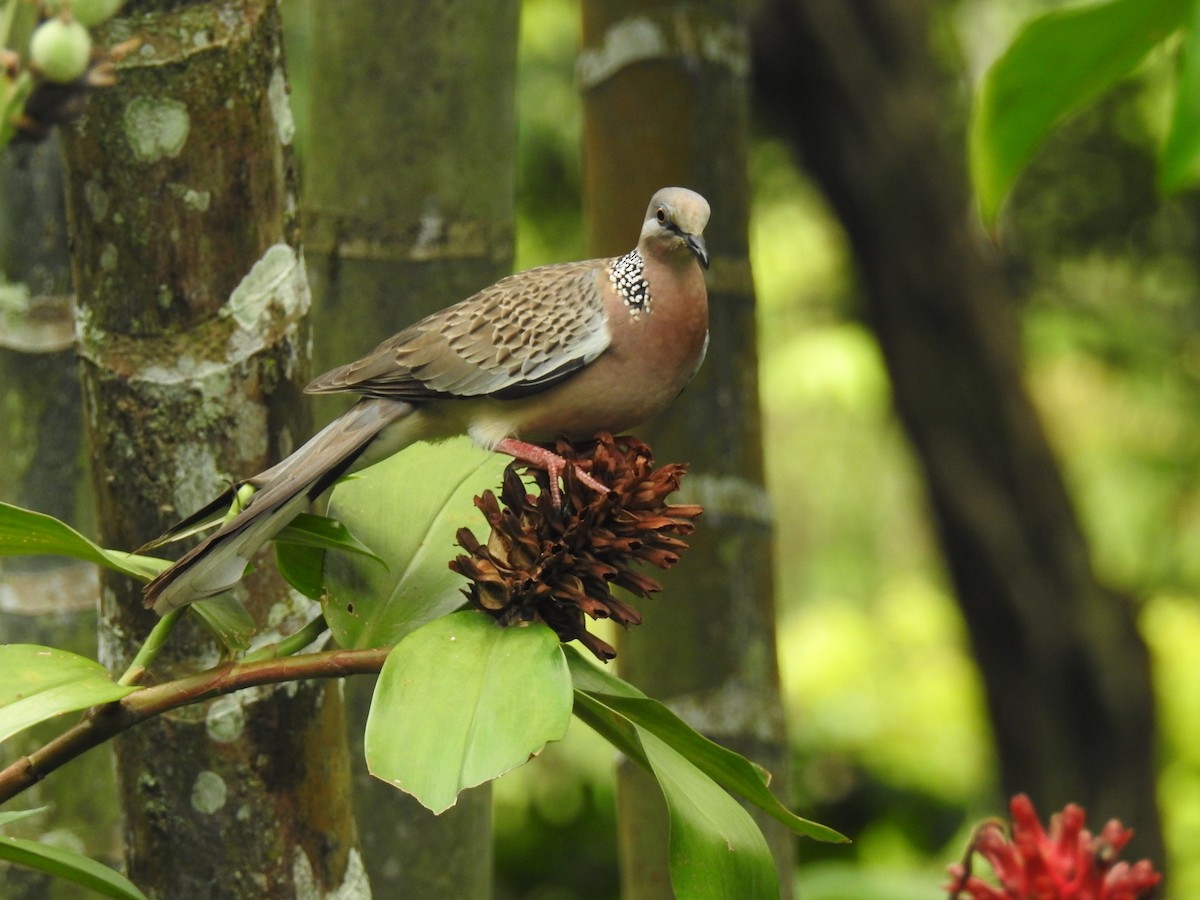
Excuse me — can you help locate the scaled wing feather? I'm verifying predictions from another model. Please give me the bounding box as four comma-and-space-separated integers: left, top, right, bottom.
306, 261, 612, 401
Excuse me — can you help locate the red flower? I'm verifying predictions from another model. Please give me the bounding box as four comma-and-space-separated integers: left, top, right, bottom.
945, 794, 1161, 899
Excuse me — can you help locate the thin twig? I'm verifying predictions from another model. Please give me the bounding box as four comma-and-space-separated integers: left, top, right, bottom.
0, 646, 390, 805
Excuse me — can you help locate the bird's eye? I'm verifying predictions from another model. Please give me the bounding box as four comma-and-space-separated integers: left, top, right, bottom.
655, 207, 667, 224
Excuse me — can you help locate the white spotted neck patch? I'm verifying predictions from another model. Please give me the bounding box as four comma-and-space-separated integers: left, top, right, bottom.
608, 249, 651, 316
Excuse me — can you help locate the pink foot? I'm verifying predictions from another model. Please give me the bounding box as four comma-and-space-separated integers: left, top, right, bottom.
495, 438, 609, 506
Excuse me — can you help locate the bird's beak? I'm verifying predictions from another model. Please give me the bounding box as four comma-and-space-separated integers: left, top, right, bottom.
685, 233, 709, 269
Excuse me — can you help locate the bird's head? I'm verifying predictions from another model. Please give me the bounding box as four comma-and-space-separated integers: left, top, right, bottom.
639, 187, 710, 270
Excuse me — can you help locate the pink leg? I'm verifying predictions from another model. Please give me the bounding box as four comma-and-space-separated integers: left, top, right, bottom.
495, 438, 609, 506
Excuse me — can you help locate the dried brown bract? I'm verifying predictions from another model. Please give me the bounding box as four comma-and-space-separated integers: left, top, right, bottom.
450, 433, 702, 661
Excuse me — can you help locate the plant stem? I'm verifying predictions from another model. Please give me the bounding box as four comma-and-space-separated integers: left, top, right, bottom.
0, 645, 390, 804
0, 0, 18, 50
242, 614, 329, 662
117, 607, 185, 685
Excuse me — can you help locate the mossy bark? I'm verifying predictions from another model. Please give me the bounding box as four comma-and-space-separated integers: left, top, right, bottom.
59, 2, 363, 896
580, 2, 795, 896
301, 0, 520, 895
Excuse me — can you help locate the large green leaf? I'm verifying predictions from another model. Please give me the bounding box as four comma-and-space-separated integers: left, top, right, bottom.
0, 833, 148, 900
566, 647, 847, 843
0, 645, 138, 745
322, 437, 506, 648
0, 501, 164, 582
364, 611, 572, 813
1161, 6, 1200, 190
970, 0, 1191, 223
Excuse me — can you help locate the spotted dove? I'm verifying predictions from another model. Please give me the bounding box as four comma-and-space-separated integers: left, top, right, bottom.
144, 187, 711, 613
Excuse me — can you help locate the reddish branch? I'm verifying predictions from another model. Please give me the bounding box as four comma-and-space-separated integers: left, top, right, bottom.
0, 647, 389, 804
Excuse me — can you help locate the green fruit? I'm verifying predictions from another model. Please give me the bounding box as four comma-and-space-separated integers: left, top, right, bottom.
41, 0, 125, 28
67, 0, 125, 28
30, 17, 92, 83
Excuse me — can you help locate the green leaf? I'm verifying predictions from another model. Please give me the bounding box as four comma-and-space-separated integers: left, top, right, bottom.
564, 646, 644, 697
1161, 9, 1200, 190
641, 729, 780, 899
365, 611, 572, 814
189, 596, 256, 651
605, 692, 845, 843
970, 0, 1191, 223
572, 689, 779, 898
0, 645, 138, 745
572, 689, 650, 765
323, 437, 506, 648
0, 833, 148, 900
276, 512, 382, 561
275, 541, 325, 601
0, 807, 48, 828
0, 501, 165, 582
275, 512, 384, 601
565, 648, 846, 843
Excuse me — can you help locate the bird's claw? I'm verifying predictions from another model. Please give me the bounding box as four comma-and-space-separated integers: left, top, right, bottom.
496, 438, 610, 508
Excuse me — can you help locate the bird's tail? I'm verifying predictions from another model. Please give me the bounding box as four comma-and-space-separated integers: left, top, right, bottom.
143, 398, 417, 614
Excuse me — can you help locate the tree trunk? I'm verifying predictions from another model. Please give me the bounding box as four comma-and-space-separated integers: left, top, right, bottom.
0, 136, 92, 553
751, 0, 1163, 862
580, 2, 795, 896
59, 2, 363, 895
302, 0, 520, 894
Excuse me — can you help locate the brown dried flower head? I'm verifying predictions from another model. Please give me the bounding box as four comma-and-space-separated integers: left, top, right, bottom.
449, 433, 702, 661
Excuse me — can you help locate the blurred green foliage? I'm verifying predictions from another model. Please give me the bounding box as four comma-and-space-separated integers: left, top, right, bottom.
967, 0, 1192, 223
751, 142, 994, 893
515, 0, 585, 269
1010, 73, 1200, 900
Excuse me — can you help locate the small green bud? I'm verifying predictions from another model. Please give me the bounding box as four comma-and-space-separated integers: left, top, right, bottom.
233, 483, 258, 515
29, 16, 92, 84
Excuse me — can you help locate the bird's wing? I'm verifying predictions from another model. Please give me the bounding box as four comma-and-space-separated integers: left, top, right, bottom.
306, 260, 613, 401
